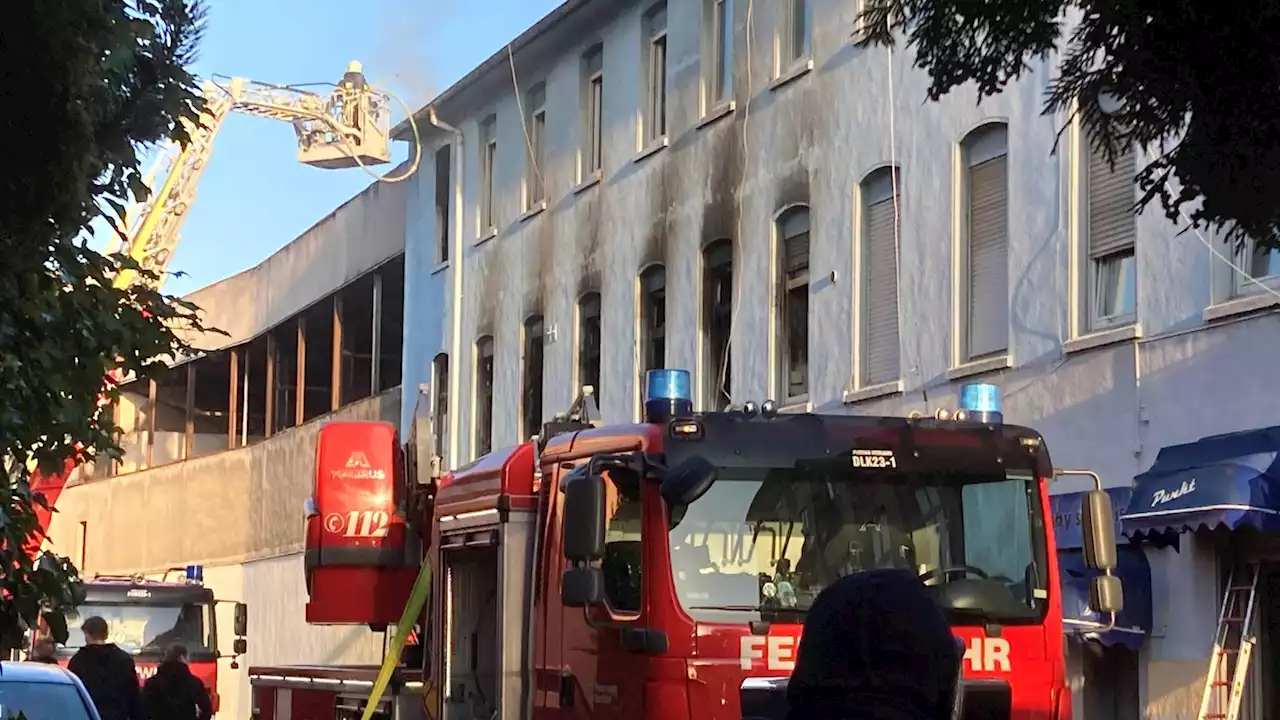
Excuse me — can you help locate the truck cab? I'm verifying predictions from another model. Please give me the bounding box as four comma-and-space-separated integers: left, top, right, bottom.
37, 567, 247, 713
429, 371, 1122, 720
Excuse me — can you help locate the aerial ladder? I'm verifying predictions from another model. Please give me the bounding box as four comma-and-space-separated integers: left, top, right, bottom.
28, 60, 414, 555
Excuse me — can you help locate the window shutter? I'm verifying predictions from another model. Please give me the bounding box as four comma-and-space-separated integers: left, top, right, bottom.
1088, 146, 1136, 258
967, 156, 1009, 359
785, 232, 810, 278
864, 197, 900, 385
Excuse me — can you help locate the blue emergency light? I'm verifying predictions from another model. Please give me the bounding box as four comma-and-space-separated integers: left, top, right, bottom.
185, 564, 204, 585
959, 382, 1003, 424
644, 369, 693, 423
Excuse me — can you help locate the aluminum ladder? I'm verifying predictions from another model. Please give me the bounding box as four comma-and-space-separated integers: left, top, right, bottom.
1197, 562, 1262, 720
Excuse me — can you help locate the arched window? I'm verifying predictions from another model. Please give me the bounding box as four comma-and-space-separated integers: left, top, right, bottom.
859, 168, 900, 387
432, 353, 449, 459
959, 123, 1009, 362
639, 265, 666, 373
776, 206, 810, 400
701, 239, 733, 410
474, 336, 495, 457
577, 293, 602, 402
521, 315, 545, 440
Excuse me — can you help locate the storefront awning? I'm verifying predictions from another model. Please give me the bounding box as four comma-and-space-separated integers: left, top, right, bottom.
1050, 488, 1151, 648
1058, 547, 1152, 649
1121, 426, 1280, 538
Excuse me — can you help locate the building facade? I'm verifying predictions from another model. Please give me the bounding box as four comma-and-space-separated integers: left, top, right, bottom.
400, 0, 1280, 719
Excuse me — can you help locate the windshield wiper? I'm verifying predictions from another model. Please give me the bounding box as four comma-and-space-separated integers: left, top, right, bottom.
685, 604, 769, 612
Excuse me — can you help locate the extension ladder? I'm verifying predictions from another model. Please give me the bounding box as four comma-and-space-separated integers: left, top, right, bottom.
1197, 562, 1262, 720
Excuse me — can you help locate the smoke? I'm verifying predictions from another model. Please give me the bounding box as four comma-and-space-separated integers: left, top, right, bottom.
372, 0, 455, 111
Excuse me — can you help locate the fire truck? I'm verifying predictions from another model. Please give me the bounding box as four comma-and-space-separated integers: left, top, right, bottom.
249, 371, 1124, 719
35, 566, 248, 714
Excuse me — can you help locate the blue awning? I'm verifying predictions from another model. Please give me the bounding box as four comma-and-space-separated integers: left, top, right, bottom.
1122, 426, 1280, 538
1050, 487, 1132, 550
1059, 546, 1152, 649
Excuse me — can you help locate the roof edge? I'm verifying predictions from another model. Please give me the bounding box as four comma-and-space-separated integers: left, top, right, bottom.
392, 0, 595, 140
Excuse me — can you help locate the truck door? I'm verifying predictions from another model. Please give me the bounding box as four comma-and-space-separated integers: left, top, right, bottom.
556, 467, 647, 720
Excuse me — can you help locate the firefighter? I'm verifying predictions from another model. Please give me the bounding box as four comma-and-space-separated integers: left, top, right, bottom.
67, 616, 146, 720
141, 644, 213, 720
785, 568, 960, 720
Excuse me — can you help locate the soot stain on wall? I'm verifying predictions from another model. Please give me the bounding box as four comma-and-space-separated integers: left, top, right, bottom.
700, 112, 744, 248
576, 191, 603, 296
642, 147, 679, 268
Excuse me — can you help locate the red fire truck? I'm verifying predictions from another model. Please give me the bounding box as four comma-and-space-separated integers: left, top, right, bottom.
249, 371, 1122, 719
37, 568, 248, 714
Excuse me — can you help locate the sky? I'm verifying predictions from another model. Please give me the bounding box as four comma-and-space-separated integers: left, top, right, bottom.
123, 0, 563, 296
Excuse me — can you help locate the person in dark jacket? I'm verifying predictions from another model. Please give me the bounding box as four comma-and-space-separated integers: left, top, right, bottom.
67, 616, 145, 720
142, 644, 213, 720
786, 568, 962, 720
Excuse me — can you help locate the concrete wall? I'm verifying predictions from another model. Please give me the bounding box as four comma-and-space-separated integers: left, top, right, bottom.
48, 389, 401, 571
180, 171, 409, 351
399, 1, 1280, 718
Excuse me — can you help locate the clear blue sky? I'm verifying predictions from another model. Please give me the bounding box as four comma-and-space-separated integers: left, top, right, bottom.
143, 0, 562, 296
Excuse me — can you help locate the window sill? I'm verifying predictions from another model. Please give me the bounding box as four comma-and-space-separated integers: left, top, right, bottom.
945, 354, 1012, 381
697, 100, 736, 130
572, 170, 602, 195
633, 136, 668, 164
1204, 291, 1280, 323
842, 379, 904, 405
519, 200, 547, 223
1063, 323, 1141, 355
770, 58, 814, 92
475, 228, 497, 246
430, 260, 450, 276
778, 397, 812, 414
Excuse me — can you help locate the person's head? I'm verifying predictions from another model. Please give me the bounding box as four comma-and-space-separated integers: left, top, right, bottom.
80, 616, 109, 645
31, 638, 56, 661
163, 644, 189, 665
785, 568, 961, 720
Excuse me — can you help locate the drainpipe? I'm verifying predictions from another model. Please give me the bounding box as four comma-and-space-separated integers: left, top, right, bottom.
427, 106, 464, 471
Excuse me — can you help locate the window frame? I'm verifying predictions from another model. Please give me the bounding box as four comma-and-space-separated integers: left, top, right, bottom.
701, 239, 734, 411
581, 45, 605, 181
576, 292, 603, 402
639, 264, 667, 373
434, 145, 452, 264
702, 0, 734, 113
431, 353, 450, 461
857, 166, 901, 389
521, 315, 545, 441
775, 205, 811, 402
479, 115, 498, 236
1233, 238, 1280, 298
778, 0, 811, 73
473, 336, 495, 458
642, 3, 668, 146
954, 122, 1011, 366
1076, 120, 1138, 333
525, 83, 547, 210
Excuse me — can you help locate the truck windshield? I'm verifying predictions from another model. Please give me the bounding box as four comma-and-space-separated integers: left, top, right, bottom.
62, 602, 213, 656
668, 464, 1048, 626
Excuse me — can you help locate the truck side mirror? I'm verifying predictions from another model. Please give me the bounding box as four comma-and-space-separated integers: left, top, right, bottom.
233, 637, 248, 655
1081, 489, 1118, 571
563, 469, 607, 562
661, 455, 717, 507
303, 497, 319, 518
1089, 574, 1124, 615
234, 603, 248, 637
